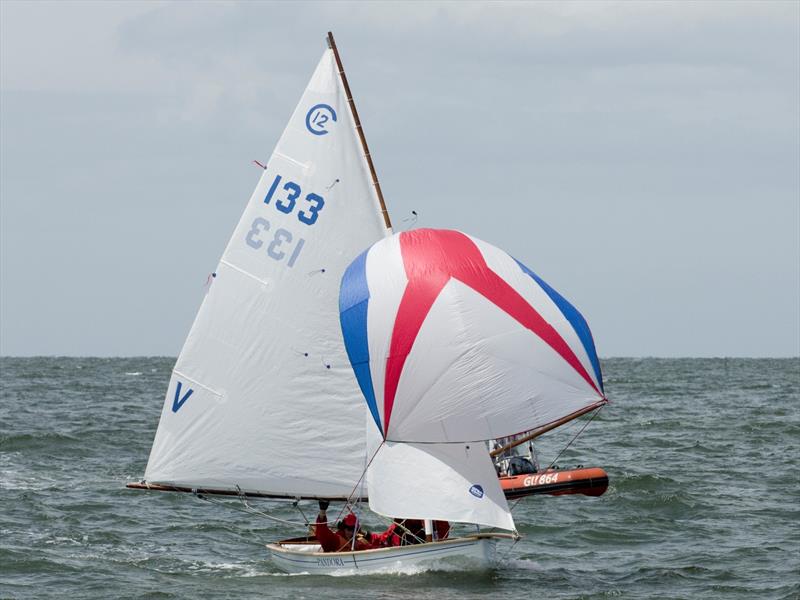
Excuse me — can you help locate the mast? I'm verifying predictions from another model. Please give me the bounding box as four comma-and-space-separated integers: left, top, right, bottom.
489, 399, 607, 458
327, 31, 393, 230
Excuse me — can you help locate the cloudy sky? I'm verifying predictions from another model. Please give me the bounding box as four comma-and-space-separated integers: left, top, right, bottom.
1, 1, 798, 357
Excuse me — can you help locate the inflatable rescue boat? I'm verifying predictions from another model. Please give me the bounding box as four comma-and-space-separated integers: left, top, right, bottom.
500, 466, 608, 499
492, 439, 608, 499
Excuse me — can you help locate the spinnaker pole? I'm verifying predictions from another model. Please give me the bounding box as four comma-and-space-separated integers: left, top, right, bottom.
327, 31, 393, 230
489, 400, 607, 458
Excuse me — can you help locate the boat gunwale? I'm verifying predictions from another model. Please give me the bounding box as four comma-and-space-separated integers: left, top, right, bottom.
266, 532, 515, 559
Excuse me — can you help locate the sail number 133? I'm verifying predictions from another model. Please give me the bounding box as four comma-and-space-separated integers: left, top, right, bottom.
242, 172, 322, 268
245, 217, 305, 268
263, 173, 324, 226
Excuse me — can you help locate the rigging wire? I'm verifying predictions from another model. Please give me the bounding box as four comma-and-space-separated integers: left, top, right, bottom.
293, 499, 311, 525
543, 404, 605, 472
194, 492, 320, 526
497, 535, 521, 563
333, 441, 385, 523
505, 405, 605, 516
193, 485, 428, 545
189, 444, 387, 531
193, 408, 604, 538
401, 210, 418, 230
497, 411, 604, 561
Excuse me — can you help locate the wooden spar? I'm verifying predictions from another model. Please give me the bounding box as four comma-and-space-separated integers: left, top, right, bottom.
489, 400, 608, 458
125, 481, 354, 501
326, 31, 392, 230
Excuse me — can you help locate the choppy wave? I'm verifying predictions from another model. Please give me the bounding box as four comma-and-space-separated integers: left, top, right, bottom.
0, 357, 798, 599
0, 432, 83, 453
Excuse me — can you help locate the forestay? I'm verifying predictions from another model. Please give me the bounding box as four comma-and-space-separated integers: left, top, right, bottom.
340, 228, 606, 445
143, 48, 390, 498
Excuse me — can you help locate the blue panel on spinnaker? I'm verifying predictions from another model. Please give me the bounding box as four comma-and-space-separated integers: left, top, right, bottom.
339, 249, 383, 436
515, 259, 604, 393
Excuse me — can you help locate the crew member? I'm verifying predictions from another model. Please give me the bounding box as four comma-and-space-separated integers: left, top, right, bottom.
434, 520, 450, 540
314, 500, 375, 552
369, 518, 403, 547
370, 518, 449, 546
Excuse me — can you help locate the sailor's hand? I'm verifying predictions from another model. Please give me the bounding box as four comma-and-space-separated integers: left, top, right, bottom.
318, 500, 330, 511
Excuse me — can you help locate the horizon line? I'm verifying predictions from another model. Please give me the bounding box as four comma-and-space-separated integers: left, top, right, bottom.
1, 354, 798, 360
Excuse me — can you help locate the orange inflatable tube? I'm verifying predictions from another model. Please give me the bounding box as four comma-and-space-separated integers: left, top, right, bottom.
500, 467, 609, 499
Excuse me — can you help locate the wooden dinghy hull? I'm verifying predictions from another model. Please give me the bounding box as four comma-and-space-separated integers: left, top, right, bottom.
267, 533, 509, 575
501, 467, 609, 499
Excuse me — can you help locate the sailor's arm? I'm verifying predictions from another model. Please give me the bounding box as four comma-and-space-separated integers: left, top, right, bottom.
314, 500, 340, 551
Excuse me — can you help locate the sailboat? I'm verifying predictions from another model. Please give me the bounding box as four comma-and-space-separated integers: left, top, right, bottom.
128, 32, 607, 574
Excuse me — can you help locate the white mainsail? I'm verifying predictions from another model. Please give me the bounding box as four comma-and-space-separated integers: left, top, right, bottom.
143, 47, 390, 498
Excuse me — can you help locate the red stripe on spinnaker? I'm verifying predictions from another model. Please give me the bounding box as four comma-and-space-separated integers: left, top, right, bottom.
382, 230, 601, 436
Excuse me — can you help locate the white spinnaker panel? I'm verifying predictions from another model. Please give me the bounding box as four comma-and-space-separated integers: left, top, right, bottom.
144, 49, 389, 497
367, 441, 515, 531
363, 235, 406, 422
349, 229, 604, 443
468, 235, 602, 391
388, 279, 601, 442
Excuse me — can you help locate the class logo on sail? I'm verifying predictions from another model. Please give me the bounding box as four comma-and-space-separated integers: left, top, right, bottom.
469, 484, 484, 498
305, 103, 337, 136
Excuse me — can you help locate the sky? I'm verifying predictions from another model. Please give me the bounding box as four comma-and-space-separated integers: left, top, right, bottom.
1, 1, 798, 357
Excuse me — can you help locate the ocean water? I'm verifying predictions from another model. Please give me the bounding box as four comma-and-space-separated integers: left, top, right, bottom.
0, 357, 798, 599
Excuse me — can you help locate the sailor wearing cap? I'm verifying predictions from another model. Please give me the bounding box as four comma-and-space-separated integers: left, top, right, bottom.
314, 500, 376, 552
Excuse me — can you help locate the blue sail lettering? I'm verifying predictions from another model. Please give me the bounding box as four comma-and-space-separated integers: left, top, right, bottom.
172, 381, 194, 413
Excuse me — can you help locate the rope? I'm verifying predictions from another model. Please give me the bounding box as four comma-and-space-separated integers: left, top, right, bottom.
192, 412, 601, 541
195, 493, 320, 526
190, 443, 386, 531
330, 441, 429, 547
395, 521, 426, 545
497, 536, 520, 563
194, 486, 335, 527
543, 404, 605, 471
293, 499, 311, 525
506, 405, 605, 516
358, 510, 424, 544
333, 441, 385, 523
